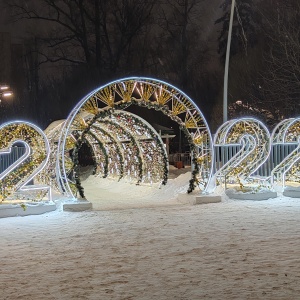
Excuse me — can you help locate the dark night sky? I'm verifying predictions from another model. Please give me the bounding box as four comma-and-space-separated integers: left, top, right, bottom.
0, 0, 224, 132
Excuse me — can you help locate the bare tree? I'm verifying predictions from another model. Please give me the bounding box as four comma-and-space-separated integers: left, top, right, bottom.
155, 1, 210, 89
7, 0, 157, 76
258, 0, 300, 118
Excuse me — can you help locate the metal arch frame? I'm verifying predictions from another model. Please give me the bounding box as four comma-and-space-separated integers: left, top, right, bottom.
271, 118, 300, 189
107, 110, 168, 184
0, 120, 51, 201
91, 119, 136, 181
56, 77, 214, 198
214, 117, 271, 188
55, 108, 169, 197
50, 114, 165, 196
42, 120, 66, 192
72, 111, 168, 192
80, 111, 167, 185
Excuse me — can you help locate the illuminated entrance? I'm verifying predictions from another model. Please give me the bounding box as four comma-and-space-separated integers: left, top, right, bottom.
56, 77, 214, 198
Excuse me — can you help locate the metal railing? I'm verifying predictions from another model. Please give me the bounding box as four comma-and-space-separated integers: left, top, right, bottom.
170, 144, 297, 176
214, 144, 297, 177
1, 145, 297, 177
168, 153, 191, 167
0, 147, 26, 173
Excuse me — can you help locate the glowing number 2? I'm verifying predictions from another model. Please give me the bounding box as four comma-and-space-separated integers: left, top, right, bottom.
214, 118, 271, 187
0, 121, 50, 201
271, 118, 300, 191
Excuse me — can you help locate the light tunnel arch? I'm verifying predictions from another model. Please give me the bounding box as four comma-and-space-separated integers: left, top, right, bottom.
97, 110, 168, 185
56, 77, 213, 199
82, 110, 168, 185
44, 111, 168, 196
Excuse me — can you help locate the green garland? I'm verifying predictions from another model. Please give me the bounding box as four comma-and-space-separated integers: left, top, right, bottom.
116, 99, 200, 192
72, 142, 85, 199
107, 114, 144, 184
125, 99, 200, 192
72, 97, 202, 197
87, 131, 109, 177
130, 115, 169, 185
112, 111, 166, 185
72, 109, 114, 198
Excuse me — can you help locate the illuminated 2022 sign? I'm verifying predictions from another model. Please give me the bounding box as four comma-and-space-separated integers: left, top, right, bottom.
1, 77, 300, 202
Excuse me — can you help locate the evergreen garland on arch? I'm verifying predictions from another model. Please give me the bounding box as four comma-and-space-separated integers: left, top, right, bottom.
115, 99, 201, 193
112, 110, 168, 185
87, 131, 109, 177
71, 97, 204, 196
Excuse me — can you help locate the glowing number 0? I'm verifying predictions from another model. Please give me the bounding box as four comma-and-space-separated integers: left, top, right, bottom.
0, 121, 51, 201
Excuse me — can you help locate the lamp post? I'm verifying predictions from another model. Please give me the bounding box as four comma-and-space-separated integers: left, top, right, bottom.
223, 0, 236, 123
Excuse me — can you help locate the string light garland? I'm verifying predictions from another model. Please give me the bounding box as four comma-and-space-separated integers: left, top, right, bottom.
271, 118, 300, 190
69, 109, 168, 199
0, 121, 50, 202
56, 78, 213, 198
2, 116, 300, 203
2, 79, 300, 204
40, 120, 66, 192
214, 117, 271, 193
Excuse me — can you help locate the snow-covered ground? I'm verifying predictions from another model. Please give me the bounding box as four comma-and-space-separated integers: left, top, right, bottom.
1, 167, 300, 299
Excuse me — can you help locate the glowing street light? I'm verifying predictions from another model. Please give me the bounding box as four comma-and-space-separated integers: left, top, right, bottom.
0, 85, 9, 90
0, 84, 13, 102
2, 91, 13, 97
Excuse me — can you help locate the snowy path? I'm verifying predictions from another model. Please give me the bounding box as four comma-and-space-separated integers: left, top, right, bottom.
1, 197, 300, 299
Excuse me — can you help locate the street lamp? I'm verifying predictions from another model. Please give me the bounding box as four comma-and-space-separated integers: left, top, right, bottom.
223, 0, 236, 123
0, 84, 13, 102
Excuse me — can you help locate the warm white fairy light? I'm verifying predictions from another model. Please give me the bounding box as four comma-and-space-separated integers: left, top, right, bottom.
0, 121, 51, 202
109, 111, 166, 184
214, 117, 271, 192
57, 77, 213, 199
80, 110, 166, 184
271, 118, 300, 190
40, 120, 66, 192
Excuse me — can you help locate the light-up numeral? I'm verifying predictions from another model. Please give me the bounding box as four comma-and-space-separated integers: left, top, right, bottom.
0, 121, 50, 202
271, 118, 300, 191
214, 118, 271, 190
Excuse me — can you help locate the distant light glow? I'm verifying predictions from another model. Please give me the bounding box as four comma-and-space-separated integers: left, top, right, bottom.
2, 92, 13, 97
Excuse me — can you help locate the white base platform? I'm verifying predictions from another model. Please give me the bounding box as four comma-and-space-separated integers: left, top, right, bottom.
195, 195, 222, 205
226, 190, 277, 200
283, 190, 300, 198
63, 200, 93, 212
0, 202, 57, 218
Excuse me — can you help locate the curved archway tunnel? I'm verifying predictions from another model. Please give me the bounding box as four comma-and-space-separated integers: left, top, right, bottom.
56, 77, 213, 206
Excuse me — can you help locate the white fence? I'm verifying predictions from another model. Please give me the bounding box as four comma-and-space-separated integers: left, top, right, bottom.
169, 144, 298, 176
1, 145, 298, 177
214, 144, 297, 177
0, 147, 26, 173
